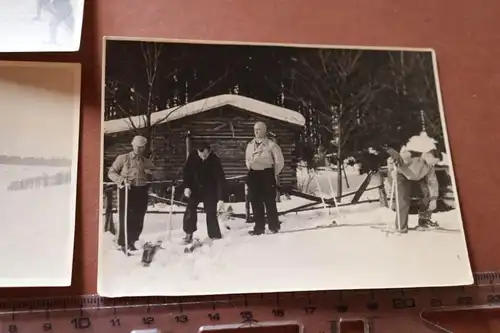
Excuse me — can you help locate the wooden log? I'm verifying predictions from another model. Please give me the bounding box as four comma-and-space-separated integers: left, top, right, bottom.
350, 171, 373, 204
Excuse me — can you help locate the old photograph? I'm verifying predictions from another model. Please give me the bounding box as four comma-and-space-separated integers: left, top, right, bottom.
98, 37, 472, 297
0, 0, 85, 52
0, 61, 81, 286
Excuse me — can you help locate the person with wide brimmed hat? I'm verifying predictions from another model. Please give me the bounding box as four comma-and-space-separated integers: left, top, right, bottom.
108, 135, 155, 254
387, 131, 441, 233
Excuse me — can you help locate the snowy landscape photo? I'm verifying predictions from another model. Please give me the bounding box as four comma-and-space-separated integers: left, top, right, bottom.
98, 37, 473, 297
0, 0, 85, 52
0, 61, 81, 286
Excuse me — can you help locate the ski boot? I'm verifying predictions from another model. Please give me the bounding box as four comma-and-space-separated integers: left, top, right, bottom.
426, 219, 439, 228
268, 221, 282, 234
248, 229, 265, 236
183, 233, 194, 244
416, 218, 439, 230
116, 244, 139, 256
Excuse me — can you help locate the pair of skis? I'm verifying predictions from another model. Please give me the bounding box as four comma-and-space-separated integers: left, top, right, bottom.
141, 184, 176, 266
140, 184, 206, 265
115, 182, 177, 265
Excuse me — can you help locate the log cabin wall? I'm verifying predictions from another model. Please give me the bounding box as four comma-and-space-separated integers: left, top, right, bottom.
103, 105, 303, 202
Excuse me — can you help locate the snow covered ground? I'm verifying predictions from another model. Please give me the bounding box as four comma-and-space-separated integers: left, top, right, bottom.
0, 164, 75, 286
0, 0, 84, 52
296, 164, 376, 197
98, 168, 472, 297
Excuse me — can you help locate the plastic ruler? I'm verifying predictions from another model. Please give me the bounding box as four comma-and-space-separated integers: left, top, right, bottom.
1, 272, 500, 333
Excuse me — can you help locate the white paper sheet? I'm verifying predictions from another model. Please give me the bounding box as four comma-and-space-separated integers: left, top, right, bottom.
98, 37, 473, 297
0, 0, 85, 52
0, 61, 81, 286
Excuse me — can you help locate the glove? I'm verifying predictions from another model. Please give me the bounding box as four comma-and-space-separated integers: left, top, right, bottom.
184, 188, 191, 198
385, 148, 404, 165
217, 200, 225, 212
117, 176, 128, 189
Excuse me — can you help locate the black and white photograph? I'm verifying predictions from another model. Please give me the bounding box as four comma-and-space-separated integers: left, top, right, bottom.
0, 0, 85, 52
0, 61, 81, 286
98, 37, 472, 297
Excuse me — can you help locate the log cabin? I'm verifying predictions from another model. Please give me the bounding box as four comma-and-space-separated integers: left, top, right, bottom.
103, 94, 306, 202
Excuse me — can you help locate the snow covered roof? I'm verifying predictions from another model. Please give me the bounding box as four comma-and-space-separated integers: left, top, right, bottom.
104, 94, 306, 134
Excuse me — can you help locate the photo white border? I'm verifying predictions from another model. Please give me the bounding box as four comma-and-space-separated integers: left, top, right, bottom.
97, 36, 472, 297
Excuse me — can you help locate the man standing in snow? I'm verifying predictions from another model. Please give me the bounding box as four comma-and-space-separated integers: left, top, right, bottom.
108, 135, 155, 254
245, 121, 284, 235
182, 141, 226, 244
387, 133, 441, 233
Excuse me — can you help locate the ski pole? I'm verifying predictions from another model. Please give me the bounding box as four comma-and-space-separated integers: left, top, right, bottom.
326, 172, 342, 220
388, 173, 396, 209
167, 185, 175, 242
385, 172, 396, 234
393, 170, 402, 233
115, 184, 120, 245
312, 171, 328, 212
124, 183, 130, 256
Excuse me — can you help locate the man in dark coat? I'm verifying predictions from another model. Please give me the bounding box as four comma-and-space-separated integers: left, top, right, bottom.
182, 141, 226, 244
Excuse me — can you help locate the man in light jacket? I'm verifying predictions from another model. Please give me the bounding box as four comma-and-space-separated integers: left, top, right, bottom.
108, 135, 155, 253
245, 121, 284, 235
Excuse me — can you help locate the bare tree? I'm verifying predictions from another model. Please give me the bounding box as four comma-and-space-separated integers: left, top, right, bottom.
105, 42, 173, 155
105, 41, 236, 158
281, 49, 383, 199
385, 51, 444, 149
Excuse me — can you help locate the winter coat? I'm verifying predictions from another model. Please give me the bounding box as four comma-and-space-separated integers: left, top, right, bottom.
386, 149, 432, 181
398, 154, 433, 181
387, 150, 439, 208
182, 151, 226, 201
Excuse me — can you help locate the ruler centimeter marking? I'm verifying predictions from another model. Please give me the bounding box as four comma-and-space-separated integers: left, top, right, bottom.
0, 272, 499, 333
